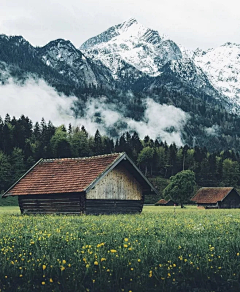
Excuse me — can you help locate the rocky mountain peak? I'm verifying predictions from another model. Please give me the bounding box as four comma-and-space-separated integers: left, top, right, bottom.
119, 18, 138, 30
80, 18, 183, 78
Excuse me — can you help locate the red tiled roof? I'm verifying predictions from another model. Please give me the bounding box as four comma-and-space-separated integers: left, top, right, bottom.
191, 187, 234, 203
6, 153, 122, 196
156, 199, 169, 205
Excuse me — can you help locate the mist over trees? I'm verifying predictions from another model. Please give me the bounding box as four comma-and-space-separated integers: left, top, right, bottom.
1, 114, 240, 199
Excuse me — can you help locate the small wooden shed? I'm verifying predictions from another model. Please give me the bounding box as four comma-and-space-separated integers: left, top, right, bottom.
191, 187, 240, 209
2, 153, 158, 215
155, 199, 177, 206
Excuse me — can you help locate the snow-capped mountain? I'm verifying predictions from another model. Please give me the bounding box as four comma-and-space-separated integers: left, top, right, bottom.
2, 20, 240, 111
80, 18, 228, 103
194, 43, 240, 108
1, 20, 240, 150
81, 18, 182, 78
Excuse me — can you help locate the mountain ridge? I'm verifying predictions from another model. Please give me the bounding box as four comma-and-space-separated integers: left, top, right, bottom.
1, 20, 240, 151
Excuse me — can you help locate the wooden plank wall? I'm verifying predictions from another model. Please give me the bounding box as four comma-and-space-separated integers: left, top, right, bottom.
221, 190, 240, 208
85, 199, 143, 215
87, 164, 142, 200
18, 193, 85, 214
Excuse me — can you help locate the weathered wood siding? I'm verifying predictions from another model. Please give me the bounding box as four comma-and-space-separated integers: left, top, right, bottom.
85, 199, 143, 215
87, 164, 142, 200
220, 190, 240, 208
198, 190, 240, 209
199, 203, 218, 209
18, 193, 85, 214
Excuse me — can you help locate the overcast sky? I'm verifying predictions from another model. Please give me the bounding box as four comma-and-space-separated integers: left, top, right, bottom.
0, 0, 239, 51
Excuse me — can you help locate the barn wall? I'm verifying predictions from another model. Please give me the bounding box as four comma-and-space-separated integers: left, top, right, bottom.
87, 164, 142, 200
197, 203, 218, 209
18, 193, 85, 214
220, 190, 240, 208
85, 199, 143, 215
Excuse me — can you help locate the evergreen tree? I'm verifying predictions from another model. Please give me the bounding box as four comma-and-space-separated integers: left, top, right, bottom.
50, 126, 72, 158
93, 130, 103, 155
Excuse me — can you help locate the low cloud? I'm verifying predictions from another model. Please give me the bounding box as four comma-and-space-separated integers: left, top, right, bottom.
74, 96, 189, 146
0, 76, 189, 145
0, 77, 78, 125
128, 99, 188, 145
204, 124, 220, 136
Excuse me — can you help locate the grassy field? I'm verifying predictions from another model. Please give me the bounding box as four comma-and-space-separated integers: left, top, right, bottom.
1, 206, 240, 292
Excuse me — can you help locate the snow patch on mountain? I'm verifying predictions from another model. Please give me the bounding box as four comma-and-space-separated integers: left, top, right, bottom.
81, 18, 182, 78
194, 43, 240, 107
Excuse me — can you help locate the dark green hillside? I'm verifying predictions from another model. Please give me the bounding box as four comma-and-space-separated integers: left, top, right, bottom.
1, 115, 240, 206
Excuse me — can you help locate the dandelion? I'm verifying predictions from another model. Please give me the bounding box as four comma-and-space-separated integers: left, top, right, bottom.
110, 249, 117, 253
42, 282, 45, 285
50, 278, 53, 283
42, 264, 46, 270
94, 261, 98, 266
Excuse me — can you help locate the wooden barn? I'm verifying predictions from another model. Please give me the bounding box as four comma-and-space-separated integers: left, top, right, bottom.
191, 187, 240, 209
155, 199, 177, 206
2, 153, 158, 215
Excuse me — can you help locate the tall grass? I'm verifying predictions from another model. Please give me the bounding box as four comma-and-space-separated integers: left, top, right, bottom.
1, 207, 240, 291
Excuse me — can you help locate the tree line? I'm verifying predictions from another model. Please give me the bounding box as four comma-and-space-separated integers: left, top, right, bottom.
0, 114, 240, 194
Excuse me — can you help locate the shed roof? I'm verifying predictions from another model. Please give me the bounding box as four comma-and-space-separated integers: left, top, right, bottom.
191, 187, 236, 204
155, 199, 176, 205
156, 199, 169, 205
3, 153, 158, 197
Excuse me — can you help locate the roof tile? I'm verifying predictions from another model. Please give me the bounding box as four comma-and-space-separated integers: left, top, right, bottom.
7, 153, 122, 196
156, 199, 169, 205
191, 187, 234, 203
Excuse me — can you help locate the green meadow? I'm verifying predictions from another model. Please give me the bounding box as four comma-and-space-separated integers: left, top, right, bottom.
1, 206, 240, 292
